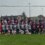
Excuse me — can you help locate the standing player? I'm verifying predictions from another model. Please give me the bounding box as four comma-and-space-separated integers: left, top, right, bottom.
20, 20, 25, 34
40, 21, 44, 34
0, 22, 2, 34
25, 18, 31, 34
31, 21, 36, 34
36, 22, 40, 34
6, 23, 9, 34
28, 20, 32, 34
12, 19, 18, 34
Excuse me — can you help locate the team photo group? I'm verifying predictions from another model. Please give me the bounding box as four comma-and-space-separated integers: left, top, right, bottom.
0, 15, 44, 35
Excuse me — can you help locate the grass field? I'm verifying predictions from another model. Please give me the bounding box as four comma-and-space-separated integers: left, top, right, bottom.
0, 34, 45, 45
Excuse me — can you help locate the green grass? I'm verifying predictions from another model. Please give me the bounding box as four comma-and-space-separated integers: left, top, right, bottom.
0, 34, 45, 45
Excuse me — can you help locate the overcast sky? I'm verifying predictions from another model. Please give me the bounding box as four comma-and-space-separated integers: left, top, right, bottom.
0, 0, 45, 17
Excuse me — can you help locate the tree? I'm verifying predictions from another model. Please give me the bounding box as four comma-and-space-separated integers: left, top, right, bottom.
22, 12, 26, 19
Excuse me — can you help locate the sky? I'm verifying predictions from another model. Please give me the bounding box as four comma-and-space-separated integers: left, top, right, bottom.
0, 0, 45, 17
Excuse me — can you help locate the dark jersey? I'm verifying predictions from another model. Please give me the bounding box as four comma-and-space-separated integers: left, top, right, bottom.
32, 22, 36, 29
37, 23, 40, 29
41, 24, 44, 29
